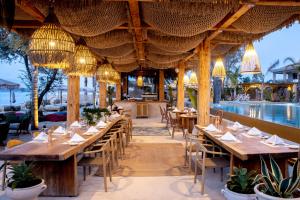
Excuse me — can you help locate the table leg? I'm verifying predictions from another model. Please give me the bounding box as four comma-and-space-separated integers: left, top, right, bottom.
34, 155, 78, 197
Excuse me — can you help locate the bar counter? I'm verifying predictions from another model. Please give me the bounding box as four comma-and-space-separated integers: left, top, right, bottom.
116, 100, 166, 118
0, 117, 123, 197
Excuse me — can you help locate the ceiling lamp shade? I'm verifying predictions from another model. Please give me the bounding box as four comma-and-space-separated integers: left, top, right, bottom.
241, 43, 261, 74
183, 74, 189, 85
212, 58, 226, 80
189, 71, 198, 86
29, 7, 75, 69
137, 75, 143, 87
96, 60, 118, 83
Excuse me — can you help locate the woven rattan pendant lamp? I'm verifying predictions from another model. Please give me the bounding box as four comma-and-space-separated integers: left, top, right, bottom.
212, 57, 226, 80
137, 66, 144, 87
241, 43, 261, 74
97, 59, 114, 83
70, 38, 97, 77
29, 6, 75, 69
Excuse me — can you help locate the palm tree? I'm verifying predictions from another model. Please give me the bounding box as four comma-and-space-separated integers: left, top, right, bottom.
283, 57, 300, 102
227, 67, 240, 98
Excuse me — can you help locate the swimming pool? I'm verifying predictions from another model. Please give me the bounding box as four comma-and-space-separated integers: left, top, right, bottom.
212, 102, 300, 129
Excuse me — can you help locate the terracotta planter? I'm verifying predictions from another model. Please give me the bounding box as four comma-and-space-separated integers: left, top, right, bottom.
254, 183, 300, 200
222, 185, 257, 200
6, 179, 47, 200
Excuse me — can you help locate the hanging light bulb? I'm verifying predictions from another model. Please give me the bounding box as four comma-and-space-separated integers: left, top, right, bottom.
212, 57, 226, 80
241, 43, 261, 74
137, 75, 143, 87
29, 7, 75, 69
189, 71, 198, 86
184, 74, 189, 86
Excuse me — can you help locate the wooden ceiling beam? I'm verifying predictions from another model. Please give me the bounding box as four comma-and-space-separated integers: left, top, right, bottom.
12, 20, 41, 28
128, 0, 145, 61
243, 0, 300, 6
16, 0, 45, 22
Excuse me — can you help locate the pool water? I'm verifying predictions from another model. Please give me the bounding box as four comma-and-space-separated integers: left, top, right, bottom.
212, 102, 300, 129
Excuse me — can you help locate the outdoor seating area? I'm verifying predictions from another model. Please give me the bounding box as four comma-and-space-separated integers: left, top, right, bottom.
0, 0, 300, 200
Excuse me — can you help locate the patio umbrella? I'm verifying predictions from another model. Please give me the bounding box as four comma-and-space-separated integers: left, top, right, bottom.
0, 79, 20, 105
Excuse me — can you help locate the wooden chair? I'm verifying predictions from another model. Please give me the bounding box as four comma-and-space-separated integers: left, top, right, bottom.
168, 112, 184, 139
159, 105, 167, 123
101, 131, 119, 169
194, 141, 229, 195
1, 139, 24, 190
108, 125, 126, 158
78, 141, 112, 192
184, 128, 215, 170
215, 110, 224, 124
164, 108, 170, 128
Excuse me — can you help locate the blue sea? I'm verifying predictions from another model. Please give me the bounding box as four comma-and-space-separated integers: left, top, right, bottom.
0, 90, 31, 106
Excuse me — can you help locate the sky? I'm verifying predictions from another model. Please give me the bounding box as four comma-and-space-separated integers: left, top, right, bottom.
0, 23, 300, 88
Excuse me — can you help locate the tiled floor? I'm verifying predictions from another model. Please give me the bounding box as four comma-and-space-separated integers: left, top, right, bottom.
0, 118, 226, 200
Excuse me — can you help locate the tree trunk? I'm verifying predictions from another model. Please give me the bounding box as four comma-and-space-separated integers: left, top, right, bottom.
37, 69, 58, 108
233, 87, 237, 99
32, 66, 39, 130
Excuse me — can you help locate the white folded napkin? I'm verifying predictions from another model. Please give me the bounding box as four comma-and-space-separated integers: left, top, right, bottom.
173, 107, 179, 112
110, 113, 121, 119
220, 131, 237, 141
190, 108, 196, 112
69, 133, 85, 143
96, 120, 107, 128
233, 122, 243, 129
53, 126, 66, 134
86, 126, 98, 133
204, 124, 219, 132
70, 121, 81, 128
34, 132, 48, 142
265, 135, 285, 145
247, 127, 262, 136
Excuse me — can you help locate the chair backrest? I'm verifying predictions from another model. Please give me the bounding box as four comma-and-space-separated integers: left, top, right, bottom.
215, 110, 224, 123
159, 106, 164, 115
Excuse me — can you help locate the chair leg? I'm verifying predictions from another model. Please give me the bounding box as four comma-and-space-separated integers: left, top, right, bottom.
220, 168, 223, 182
201, 166, 206, 195
103, 164, 107, 192
109, 162, 112, 182
194, 161, 198, 184
2, 161, 7, 191
172, 127, 175, 139
83, 166, 86, 181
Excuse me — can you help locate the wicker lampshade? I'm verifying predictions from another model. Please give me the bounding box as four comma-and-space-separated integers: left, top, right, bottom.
241, 43, 261, 74
70, 43, 97, 76
212, 58, 226, 80
29, 8, 75, 69
97, 60, 115, 83
189, 71, 198, 86
137, 75, 143, 87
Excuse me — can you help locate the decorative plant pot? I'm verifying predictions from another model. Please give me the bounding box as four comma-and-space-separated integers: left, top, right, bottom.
254, 183, 300, 200
222, 185, 257, 200
6, 179, 47, 200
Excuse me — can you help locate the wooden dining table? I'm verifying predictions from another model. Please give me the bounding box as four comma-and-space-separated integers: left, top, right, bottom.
0, 117, 123, 197
180, 113, 197, 133
195, 120, 299, 175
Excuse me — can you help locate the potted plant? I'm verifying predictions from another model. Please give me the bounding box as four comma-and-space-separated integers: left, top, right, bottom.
6, 162, 47, 200
222, 167, 257, 200
254, 156, 300, 200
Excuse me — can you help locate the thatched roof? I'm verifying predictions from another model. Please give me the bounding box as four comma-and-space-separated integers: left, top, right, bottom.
10, 0, 300, 72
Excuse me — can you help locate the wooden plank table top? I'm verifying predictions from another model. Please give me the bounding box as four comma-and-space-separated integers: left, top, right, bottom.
180, 114, 197, 119
195, 121, 299, 161
0, 117, 123, 161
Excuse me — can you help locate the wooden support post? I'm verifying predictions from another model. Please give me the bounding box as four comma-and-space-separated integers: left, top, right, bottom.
197, 40, 211, 126
99, 82, 107, 108
67, 76, 80, 126
177, 63, 185, 110
159, 70, 165, 101
116, 81, 121, 101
